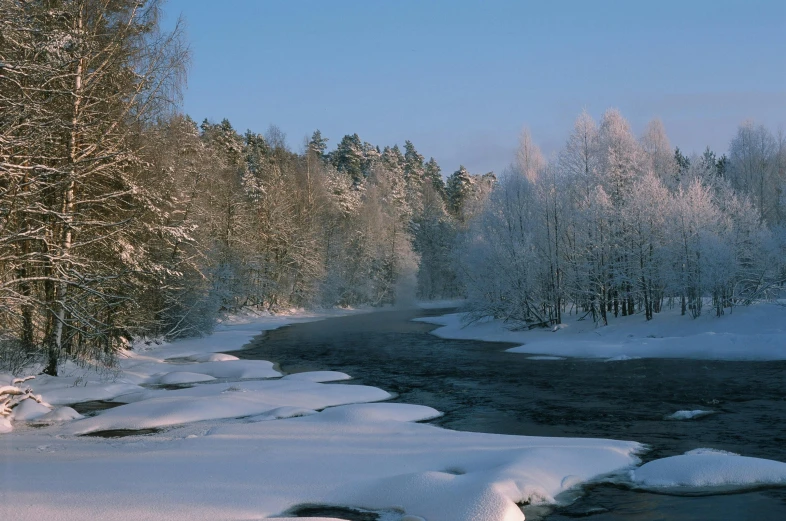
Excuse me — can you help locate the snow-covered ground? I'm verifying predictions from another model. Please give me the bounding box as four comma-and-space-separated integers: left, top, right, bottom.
2, 304, 786, 521
415, 301, 786, 361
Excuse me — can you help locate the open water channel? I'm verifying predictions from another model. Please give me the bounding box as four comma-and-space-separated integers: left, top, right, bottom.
234, 308, 786, 521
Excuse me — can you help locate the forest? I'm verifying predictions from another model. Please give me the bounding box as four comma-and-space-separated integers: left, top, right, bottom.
1, 0, 785, 376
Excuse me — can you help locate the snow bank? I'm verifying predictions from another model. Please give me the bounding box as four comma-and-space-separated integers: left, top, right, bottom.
281, 371, 351, 383
184, 353, 239, 362
30, 377, 146, 406
8, 398, 51, 421
631, 448, 786, 492
125, 359, 280, 383
311, 402, 442, 423
157, 372, 216, 385
63, 379, 392, 434
2, 402, 643, 521
416, 302, 786, 360
33, 406, 84, 423
0, 309, 649, 521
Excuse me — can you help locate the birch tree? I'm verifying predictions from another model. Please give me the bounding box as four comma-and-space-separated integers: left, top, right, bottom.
0, 0, 187, 374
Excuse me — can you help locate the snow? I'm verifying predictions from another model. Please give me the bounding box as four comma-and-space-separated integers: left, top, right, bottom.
313, 402, 442, 423
31, 377, 145, 406
526, 356, 565, 361
128, 359, 281, 382
666, 409, 714, 420
630, 448, 786, 492
281, 370, 352, 383
185, 352, 239, 362
416, 301, 786, 360
2, 402, 643, 521
0, 308, 648, 521
61, 378, 392, 434
603, 355, 640, 362
33, 406, 84, 423
157, 372, 216, 385
8, 398, 51, 421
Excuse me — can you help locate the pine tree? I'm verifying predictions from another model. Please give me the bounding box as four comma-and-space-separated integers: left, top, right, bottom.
308, 130, 329, 157
674, 147, 691, 184
424, 158, 446, 199
403, 140, 426, 214
446, 166, 474, 220
331, 134, 364, 185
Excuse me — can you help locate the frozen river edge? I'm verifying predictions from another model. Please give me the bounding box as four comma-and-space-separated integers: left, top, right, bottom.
3, 305, 786, 521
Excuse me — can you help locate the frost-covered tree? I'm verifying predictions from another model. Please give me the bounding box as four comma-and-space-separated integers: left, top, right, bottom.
454, 109, 784, 330
560, 110, 599, 199
516, 127, 545, 184
641, 119, 677, 185
728, 121, 778, 223
597, 108, 642, 207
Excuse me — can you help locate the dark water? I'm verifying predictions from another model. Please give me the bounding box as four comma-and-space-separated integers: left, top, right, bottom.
70, 400, 125, 417
234, 308, 786, 520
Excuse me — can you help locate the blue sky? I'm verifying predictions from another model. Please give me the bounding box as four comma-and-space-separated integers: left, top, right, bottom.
162, 0, 786, 175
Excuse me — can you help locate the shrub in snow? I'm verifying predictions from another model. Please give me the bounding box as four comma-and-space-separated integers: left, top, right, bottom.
1, 376, 51, 422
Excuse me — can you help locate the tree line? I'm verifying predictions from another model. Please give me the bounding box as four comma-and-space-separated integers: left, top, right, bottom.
1, 0, 495, 374
459, 111, 786, 328
2, 1, 784, 375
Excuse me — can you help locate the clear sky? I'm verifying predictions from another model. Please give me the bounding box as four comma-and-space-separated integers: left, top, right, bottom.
161, 0, 786, 175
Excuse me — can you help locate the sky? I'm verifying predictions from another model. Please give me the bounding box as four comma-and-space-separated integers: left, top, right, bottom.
161, 0, 786, 176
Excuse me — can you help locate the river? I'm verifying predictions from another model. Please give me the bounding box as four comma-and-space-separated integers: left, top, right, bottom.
234, 308, 786, 520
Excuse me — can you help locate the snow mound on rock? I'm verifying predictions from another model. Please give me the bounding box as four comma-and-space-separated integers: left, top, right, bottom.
281, 371, 352, 383
309, 403, 442, 424
631, 449, 786, 492
10, 399, 51, 421
33, 406, 84, 423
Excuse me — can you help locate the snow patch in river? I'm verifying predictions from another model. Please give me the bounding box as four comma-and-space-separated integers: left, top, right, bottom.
630, 448, 786, 493
666, 409, 715, 420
